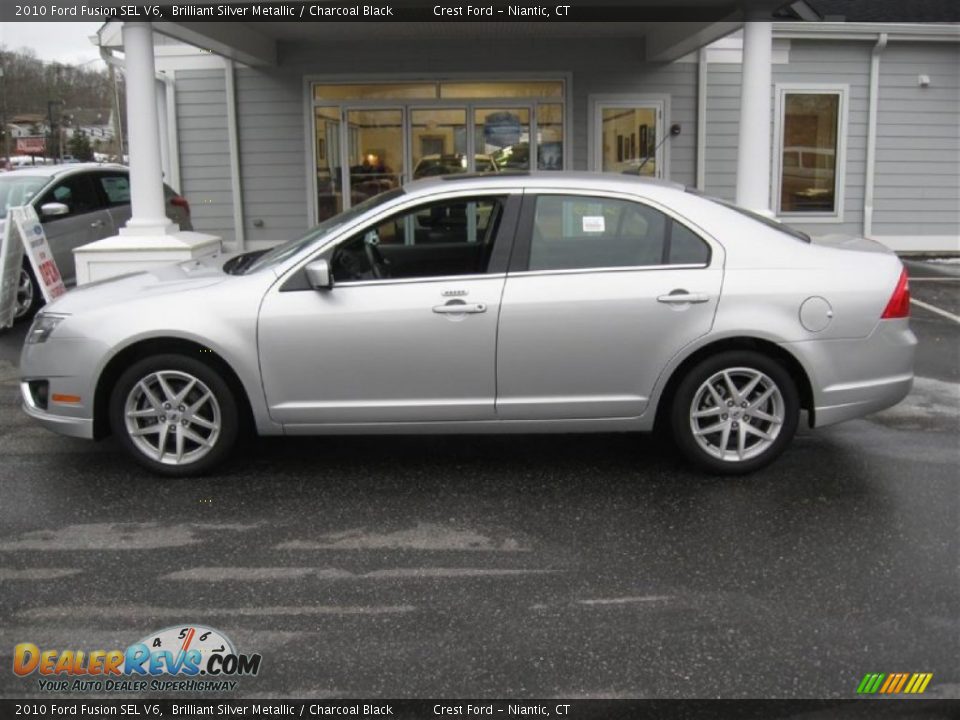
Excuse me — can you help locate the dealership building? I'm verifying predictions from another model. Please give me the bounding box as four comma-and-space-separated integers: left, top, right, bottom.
79, 3, 959, 279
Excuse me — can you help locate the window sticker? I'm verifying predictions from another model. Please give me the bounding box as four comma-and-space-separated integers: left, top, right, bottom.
582, 215, 605, 233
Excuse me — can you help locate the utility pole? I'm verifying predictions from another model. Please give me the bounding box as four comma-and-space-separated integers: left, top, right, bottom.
0, 65, 8, 168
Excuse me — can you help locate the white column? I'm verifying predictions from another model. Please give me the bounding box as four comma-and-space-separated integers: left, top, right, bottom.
120, 22, 176, 236
735, 21, 773, 213
73, 21, 220, 286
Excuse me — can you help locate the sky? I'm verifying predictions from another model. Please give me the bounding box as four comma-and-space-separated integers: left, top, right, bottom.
0, 23, 105, 67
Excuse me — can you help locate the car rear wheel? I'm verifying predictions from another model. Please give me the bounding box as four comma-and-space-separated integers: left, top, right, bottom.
670, 351, 799, 475
110, 354, 239, 477
14, 263, 42, 322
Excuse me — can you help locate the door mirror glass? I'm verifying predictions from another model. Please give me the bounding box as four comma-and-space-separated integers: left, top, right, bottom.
39, 202, 70, 218
305, 259, 333, 290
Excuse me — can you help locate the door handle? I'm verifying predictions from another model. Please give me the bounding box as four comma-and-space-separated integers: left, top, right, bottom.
657, 291, 710, 304
90, 219, 105, 229
432, 302, 487, 314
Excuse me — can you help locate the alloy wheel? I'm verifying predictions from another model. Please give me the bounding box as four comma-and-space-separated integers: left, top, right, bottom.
123, 370, 222, 465
689, 367, 785, 463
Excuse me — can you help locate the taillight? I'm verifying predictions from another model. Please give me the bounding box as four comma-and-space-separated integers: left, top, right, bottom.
170, 195, 191, 216
881, 268, 910, 319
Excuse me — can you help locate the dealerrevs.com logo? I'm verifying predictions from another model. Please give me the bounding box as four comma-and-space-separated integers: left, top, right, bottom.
13, 625, 262, 693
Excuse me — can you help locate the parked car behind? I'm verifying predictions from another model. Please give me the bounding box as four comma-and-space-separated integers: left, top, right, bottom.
19, 173, 915, 477
0, 163, 191, 320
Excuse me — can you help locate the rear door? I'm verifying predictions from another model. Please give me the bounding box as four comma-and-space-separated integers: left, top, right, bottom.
495, 191, 723, 420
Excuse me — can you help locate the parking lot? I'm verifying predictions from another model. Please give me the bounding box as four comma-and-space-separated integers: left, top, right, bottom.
0, 259, 956, 699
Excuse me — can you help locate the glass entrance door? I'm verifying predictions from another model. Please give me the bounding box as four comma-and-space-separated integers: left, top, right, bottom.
410, 108, 468, 180
594, 101, 662, 177
345, 108, 404, 206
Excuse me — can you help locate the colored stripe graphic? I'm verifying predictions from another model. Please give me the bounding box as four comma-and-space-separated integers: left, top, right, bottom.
857, 672, 932, 694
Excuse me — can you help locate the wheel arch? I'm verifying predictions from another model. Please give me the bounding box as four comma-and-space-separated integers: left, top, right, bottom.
92, 337, 255, 439
652, 336, 816, 432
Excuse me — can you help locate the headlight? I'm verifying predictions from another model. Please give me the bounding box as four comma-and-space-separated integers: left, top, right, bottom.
26, 314, 66, 344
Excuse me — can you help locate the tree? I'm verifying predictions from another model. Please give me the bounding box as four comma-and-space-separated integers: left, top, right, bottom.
68, 129, 93, 161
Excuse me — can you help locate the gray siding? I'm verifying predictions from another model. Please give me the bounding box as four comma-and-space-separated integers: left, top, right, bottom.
705, 39, 959, 241
234, 68, 308, 244
774, 40, 872, 238
173, 69, 235, 244
873, 42, 960, 237
707, 40, 872, 238
173, 36, 959, 246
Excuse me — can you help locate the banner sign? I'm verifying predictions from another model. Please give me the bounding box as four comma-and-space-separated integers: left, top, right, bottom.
9, 205, 66, 304
482, 111, 522, 149
15, 136, 46, 155
0, 215, 26, 329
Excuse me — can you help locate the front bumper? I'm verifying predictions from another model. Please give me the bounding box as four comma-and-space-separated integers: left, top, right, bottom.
20, 382, 94, 439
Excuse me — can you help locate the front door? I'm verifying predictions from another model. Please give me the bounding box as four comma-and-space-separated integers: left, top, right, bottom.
258, 192, 518, 426
36, 172, 114, 284
496, 192, 722, 420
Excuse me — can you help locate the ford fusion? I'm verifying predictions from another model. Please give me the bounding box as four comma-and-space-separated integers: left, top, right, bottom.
20, 173, 915, 476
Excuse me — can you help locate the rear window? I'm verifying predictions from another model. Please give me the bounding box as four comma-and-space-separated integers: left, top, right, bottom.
687, 188, 811, 243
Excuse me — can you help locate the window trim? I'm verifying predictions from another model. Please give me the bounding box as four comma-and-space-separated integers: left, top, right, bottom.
510, 190, 714, 274
773, 83, 849, 223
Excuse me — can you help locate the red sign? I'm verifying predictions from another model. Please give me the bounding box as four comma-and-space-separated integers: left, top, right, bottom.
16, 136, 45, 154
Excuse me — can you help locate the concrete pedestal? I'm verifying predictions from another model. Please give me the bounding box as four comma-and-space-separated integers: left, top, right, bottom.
73, 230, 221, 285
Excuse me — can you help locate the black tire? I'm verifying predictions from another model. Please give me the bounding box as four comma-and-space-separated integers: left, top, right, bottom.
670, 350, 799, 475
109, 354, 240, 477
14, 262, 43, 323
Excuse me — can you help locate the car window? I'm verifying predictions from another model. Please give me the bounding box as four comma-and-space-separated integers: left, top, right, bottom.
38, 174, 103, 219
528, 195, 709, 271
332, 196, 505, 282
96, 173, 131, 206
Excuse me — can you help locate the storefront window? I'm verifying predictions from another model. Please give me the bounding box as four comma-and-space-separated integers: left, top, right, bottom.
312, 80, 566, 221
440, 81, 563, 99
779, 92, 841, 213
475, 108, 531, 172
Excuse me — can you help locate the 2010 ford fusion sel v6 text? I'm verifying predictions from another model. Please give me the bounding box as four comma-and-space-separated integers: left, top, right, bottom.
19, 173, 916, 476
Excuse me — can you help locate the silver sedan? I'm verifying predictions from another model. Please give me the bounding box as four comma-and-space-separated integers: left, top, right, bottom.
19, 173, 916, 476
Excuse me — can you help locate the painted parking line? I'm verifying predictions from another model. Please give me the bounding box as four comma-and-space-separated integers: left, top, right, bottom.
910, 298, 960, 324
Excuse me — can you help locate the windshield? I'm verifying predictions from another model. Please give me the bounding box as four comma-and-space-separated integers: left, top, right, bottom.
0, 175, 47, 219
687, 187, 811, 243
243, 188, 405, 274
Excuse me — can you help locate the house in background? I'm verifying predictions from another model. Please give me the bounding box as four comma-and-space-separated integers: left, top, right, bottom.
86, 4, 958, 279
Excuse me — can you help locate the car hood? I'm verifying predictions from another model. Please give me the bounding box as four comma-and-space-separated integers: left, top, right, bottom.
44, 253, 232, 316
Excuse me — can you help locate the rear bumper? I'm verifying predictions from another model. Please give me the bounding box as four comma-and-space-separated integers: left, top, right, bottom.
784, 319, 917, 428
21, 383, 94, 439
812, 373, 913, 427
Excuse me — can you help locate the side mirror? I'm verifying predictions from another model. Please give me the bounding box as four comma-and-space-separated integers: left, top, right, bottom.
305, 259, 333, 290
39, 202, 70, 218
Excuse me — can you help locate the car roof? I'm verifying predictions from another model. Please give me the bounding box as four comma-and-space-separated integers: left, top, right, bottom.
403, 171, 685, 196
4, 162, 127, 179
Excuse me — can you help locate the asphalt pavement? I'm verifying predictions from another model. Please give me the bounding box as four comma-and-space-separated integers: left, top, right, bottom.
0, 260, 957, 700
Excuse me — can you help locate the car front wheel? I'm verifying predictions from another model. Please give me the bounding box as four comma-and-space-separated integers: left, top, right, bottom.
670, 351, 799, 475
110, 354, 240, 476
